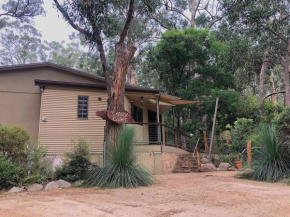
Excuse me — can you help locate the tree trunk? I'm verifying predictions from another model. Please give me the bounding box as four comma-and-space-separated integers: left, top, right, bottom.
269, 71, 278, 112
105, 42, 137, 154
190, 0, 196, 28
258, 50, 269, 105
284, 40, 290, 106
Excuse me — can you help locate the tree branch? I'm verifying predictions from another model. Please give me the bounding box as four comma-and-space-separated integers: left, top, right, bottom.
53, 0, 91, 37
241, 11, 288, 44
119, 0, 135, 44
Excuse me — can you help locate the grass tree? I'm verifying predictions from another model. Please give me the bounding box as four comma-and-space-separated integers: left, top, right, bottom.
240, 124, 290, 182
85, 126, 154, 188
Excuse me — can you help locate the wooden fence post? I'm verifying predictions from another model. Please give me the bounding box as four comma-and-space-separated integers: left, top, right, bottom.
247, 140, 252, 167
203, 131, 209, 154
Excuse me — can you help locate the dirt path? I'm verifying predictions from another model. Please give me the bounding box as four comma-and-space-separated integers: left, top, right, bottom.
0, 172, 290, 217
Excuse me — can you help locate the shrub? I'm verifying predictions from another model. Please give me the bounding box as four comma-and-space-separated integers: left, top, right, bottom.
22, 143, 50, 185
239, 124, 290, 182
230, 118, 255, 153
0, 125, 30, 156
0, 155, 23, 189
276, 106, 290, 148
56, 137, 94, 182
85, 126, 154, 188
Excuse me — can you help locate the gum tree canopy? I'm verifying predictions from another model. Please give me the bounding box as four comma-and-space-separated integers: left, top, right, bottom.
0, 0, 44, 23
53, 0, 172, 150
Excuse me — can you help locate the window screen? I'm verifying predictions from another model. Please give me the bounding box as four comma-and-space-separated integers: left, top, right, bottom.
78, 96, 88, 119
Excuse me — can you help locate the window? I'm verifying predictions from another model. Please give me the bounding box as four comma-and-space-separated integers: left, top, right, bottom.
78, 96, 88, 119
131, 105, 143, 122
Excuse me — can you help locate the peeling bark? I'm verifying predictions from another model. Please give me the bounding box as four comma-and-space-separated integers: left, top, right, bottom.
269, 71, 278, 112
258, 50, 269, 105
190, 0, 196, 28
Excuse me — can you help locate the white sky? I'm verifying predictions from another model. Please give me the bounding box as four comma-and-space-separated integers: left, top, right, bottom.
34, 1, 76, 43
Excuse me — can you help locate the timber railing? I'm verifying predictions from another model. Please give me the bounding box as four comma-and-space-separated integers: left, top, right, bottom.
127, 122, 196, 152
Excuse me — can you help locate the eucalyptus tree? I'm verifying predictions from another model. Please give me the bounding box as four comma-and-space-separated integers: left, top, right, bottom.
163, 0, 223, 29
0, 21, 47, 65
45, 40, 103, 75
53, 0, 178, 149
221, 0, 290, 106
0, 0, 44, 28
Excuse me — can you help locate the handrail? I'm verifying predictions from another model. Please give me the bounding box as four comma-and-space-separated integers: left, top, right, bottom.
192, 137, 200, 156
129, 122, 192, 138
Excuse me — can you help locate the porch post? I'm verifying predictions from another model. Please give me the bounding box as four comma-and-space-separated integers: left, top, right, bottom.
156, 94, 162, 152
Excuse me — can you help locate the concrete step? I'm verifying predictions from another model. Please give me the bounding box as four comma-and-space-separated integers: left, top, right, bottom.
173, 170, 191, 173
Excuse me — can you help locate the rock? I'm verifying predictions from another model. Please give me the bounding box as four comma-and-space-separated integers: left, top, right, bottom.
74, 180, 84, 187
199, 163, 217, 172
44, 181, 59, 191
219, 163, 231, 171
27, 183, 43, 192
244, 168, 254, 175
8, 187, 25, 193
217, 168, 221, 171
228, 167, 237, 171
201, 158, 209, 164
52, 157, 64, 172
56, 179, 71, 188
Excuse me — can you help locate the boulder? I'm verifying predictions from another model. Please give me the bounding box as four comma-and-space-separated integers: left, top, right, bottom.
8, 187, 25, 193
244, 168, 254, 175
56, 179, 71, 188
200, 163, 217, 172
201, 158, 209, 164
228, 167, 237, 171
44, 181, 59, 191
219, 163, 231, 171
27, 183, 43, 192
74, 180, 84, 187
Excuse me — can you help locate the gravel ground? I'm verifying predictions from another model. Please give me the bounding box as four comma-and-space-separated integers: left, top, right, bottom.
0, 172, 290, 217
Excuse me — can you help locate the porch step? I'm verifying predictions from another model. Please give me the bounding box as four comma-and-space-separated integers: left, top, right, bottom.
173, 154, 199, 173
173, 169, 190, 173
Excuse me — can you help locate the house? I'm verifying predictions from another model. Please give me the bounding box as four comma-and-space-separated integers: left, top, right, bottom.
0, 62, 196, 174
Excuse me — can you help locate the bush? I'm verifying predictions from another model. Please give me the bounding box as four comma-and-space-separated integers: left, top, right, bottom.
0, 125, 30, 156
22, 143, 50, 185
230, 118, 255, 153
240, 124, 290, 182
56, 137, 94, 182
85, 126, 154, 188
0, 155, 23, 189
276, 106, 290, 147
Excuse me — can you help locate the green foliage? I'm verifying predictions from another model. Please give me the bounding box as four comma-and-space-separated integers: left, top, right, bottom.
22, 143, 50, 185
220, 154, 234, 164
0, 155, 23, 189
22, 174, 48, 186
143, 28, 237, 134
0, 0, 44, 23
276, 107, 290, 147
236, 95, 260, 122
240, 124, 290, 182
0, 21, 47, 65
0, 125, 30, 156
85, 126, 154, 188
230, 118, 255, 153
56, 137, 94, 182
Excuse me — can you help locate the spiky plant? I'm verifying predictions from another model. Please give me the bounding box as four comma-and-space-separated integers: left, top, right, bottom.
85, 126, 154, 188
240, 124, 290, 182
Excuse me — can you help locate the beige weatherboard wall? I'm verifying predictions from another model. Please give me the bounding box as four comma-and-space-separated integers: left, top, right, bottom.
0, 63, 105, 141
39, 86, 107, 164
